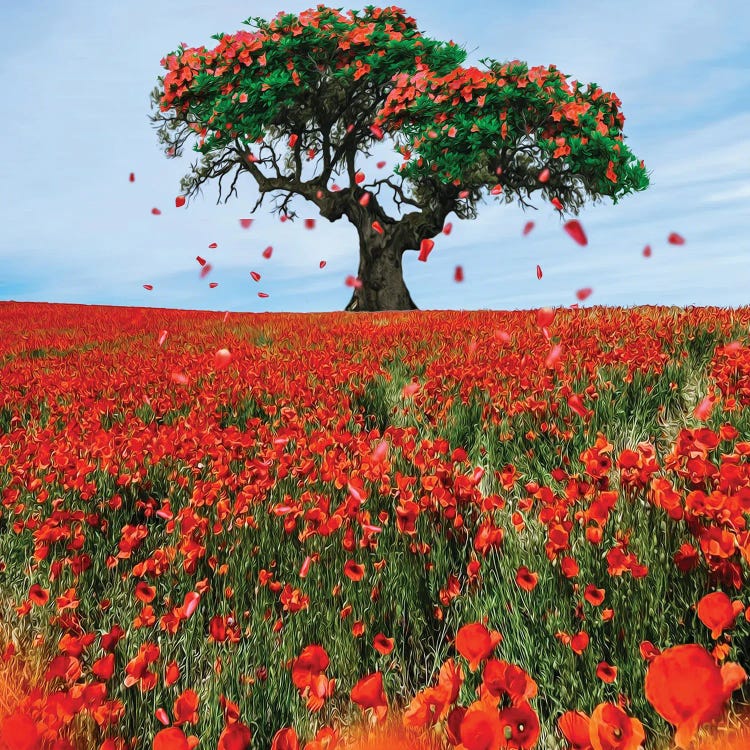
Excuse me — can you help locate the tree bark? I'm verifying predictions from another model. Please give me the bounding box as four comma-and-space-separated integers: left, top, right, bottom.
344, 222, 418, 312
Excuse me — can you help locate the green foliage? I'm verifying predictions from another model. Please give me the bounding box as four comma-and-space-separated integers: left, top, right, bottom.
151, 4, 649, 223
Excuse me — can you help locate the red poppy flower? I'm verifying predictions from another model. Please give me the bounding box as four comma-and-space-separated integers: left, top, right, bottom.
344, 560, 365, 581
460, 700, 503, 750
218, 721, 252, 750
589, 703, 644, 750
165, 660, 180, 686
153, 727, 189, 750
561, 557, 579, 578
570, 632, 589, 655
92, 652, 116, 681
291, 645, 329, 692
645, 644, 746, 748
482, 660, 537, 706
558, 710, 592, 750
351, 672, 388, 722
135, 582, 156, 603
515, 567, 539, 592
271, 728, 298, 750
596, 662, 617, 683
696, 591, 743, 639
0, 712, 41, 750
28, 584, 49, 606
456, 623, 503, 672
498, 701, 540, 749
173, 689, 199, 725
584, 585, 605, 606
373, 633, 394, 655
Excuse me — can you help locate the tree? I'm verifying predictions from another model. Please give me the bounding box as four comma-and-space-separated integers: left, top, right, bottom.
151, 4, 650, 312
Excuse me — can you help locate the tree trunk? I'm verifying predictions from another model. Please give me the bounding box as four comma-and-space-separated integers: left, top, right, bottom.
344, 223, 418, 312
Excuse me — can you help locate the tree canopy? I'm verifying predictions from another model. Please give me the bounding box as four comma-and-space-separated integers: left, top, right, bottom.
151, 4, 650, 310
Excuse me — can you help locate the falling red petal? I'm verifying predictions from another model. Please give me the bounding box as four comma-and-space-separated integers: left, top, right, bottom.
258, 292, 269, 298
536, 265, 543, 279
250, 271, 261, 282
359, 192, 371, 206
454, 266, 464, 283
129, 173, 135, 182
443, 222, 452, 235
563, 220, 588, 246
539, 168, 550, 183
643, 245, 652, 257
263, 247, 273, 259
576, 288, 593, 301
551, 197, 563, 211
239, 219, 253, 229
319, 261, 326, 268
175, 196, 186, 208
208, 242, 218, 249
196, 256, 206, 267
214, 349, 232, 370
376, 161, 386, 168
668, 232, 685, 245
209, 282, 218, 288
200, 264, 212, 279
143, 284, 153, 290
522, 221, 535, 236
305, 219, 315, 229
418, 238, 435, 262
151, 208, 161, 215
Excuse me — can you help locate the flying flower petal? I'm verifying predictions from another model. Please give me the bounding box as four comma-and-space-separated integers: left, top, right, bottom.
564, 220, 588, 246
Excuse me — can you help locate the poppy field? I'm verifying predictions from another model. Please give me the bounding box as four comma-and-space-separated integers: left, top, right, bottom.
0, 301, 748, 750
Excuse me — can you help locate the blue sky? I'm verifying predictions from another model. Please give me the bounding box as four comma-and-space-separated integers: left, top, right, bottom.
1, 0, 749, 312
